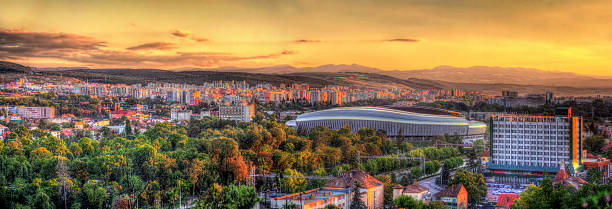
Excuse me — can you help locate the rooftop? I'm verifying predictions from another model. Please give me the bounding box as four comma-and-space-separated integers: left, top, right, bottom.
323, 169, 383, 189
296, 106, 469, 125
434, 184, 465, 198
495, 194, 520, 208
395, 182, 429, 193
273, 188, 347, 205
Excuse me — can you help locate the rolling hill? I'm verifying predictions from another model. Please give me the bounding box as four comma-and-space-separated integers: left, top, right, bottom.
196, 64, 612, 89
0, 61, 610, 96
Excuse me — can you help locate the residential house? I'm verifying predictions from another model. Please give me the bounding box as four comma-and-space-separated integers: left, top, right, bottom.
392, 181, 429, 201
272, 170, 384, 209
433, 184, 468, 209
495, 194, 519, 209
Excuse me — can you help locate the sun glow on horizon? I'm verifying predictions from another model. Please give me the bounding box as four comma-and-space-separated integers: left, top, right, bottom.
1, 0, 612, 76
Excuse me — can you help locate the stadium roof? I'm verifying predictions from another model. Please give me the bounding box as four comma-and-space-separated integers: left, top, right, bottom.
295, 106, 469, 126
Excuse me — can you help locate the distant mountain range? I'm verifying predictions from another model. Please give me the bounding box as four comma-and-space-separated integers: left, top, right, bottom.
196, 64, 612, 89
1, 61, 610, 96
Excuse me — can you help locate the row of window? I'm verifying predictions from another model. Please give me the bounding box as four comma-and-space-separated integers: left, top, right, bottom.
496, 130, 569, 134
492, 151, 569, 156
493, 124, 570, 129
494, 156, 569, 161
492, 160, 564, 167
493, 135, 570, 140
492, 117, 570, 122
492, 140, 569, 145
491, 146, 569, 151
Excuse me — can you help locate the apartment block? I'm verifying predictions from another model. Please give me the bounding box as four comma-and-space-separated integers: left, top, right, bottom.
487, 108, 583, 183
218, 101, 254, 122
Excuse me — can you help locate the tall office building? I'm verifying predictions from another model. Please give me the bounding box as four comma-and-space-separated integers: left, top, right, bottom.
487, 108, 583, 183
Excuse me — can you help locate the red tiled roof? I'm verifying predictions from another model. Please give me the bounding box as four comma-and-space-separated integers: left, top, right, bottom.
323, 170, 383, 189
479, 150, 490, 157
111, 110, 133, 114
61, 114, 76, 118
553, 168, 568, 182
434, 184, 464, 197
496, 194, 520, 208
401, 183, 428, 193
552, 168, 586, 189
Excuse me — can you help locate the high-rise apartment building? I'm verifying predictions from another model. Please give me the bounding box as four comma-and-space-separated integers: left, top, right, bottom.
487, 108, 583, 183
218, 101, 255, 122
17, 107, 55, 119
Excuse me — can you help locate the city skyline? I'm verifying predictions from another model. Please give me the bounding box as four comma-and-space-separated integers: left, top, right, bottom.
2, 0, 612, 76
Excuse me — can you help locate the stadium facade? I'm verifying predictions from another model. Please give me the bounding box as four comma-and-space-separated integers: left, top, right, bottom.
286, 106, 486, 141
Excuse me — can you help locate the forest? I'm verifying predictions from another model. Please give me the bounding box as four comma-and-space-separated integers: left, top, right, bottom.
0, 110, 467, 209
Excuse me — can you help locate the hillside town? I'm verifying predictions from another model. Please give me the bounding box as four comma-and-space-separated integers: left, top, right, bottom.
0, 72, 611, 209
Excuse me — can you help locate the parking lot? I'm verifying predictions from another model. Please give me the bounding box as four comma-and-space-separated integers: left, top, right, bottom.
485, 182, 528, 202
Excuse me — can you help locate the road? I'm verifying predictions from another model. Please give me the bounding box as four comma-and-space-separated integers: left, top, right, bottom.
417, 169, 461, 195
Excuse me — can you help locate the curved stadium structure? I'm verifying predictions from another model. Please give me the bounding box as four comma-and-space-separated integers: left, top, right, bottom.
287, 106, 486, 140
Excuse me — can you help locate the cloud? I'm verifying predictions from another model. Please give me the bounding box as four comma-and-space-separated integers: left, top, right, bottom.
385, 38, 419, 42
0, 29, 292, 68
294, 39, 321, 43
170, 29, 208, 42
170, 29, 191, 38
281, 50, 295, 55
126, 42, 176, 51
192, 37, 208, 42
0, 29, 106, 59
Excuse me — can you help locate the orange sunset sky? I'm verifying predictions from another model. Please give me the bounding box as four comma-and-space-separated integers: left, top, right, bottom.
1, 0, 612, 76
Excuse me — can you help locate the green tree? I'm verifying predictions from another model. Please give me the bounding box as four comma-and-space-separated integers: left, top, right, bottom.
57, 159, 72, 209
448, 170, 487, 206
584, 135, 605, 154
208, 136, 248, 184
512, 178, 571, 209
40, 135, 67, 155
282, 169, 306, 193
220, 184, 262, 209
32, 190, 55, 209
82, 181, 108, 209
374, 174, 394, 206
324, 204, 341, 209
438, 164, 451, 186
410, 167, 423, 180
350, 182, 367, 209
586, 167, 602, 184
187, 158, 207, 195
427, 201, 448, 209
195, 184, 262, 209
123, 119, 133, 139
394, 195, 424, 209
473, 139, 485, 153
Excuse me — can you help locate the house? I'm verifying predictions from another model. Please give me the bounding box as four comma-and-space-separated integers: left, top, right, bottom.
0, 124, 8, 141
271, 188, 348, 209
433, 184, 468, 209
272, 170, 384, 209
392, 181, 429, 201
92, 120, 110, 127
552, 167, 586, 190
74, 121, 84, 129
479, 150, 490, 164
322, 170, 385, 209
109, 109, 135, 119
495, 194, 519, 209
583, 156, 612, 184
